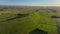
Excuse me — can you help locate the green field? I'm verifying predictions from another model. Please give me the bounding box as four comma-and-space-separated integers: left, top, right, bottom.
0, 9, 58, 34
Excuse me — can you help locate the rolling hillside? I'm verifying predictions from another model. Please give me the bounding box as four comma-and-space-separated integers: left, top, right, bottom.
0, 8, 58, 34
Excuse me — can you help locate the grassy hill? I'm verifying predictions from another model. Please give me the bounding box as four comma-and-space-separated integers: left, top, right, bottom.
0, 9, 58, 34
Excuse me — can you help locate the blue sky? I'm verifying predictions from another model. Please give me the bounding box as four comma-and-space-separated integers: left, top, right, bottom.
0, 0, 60, 6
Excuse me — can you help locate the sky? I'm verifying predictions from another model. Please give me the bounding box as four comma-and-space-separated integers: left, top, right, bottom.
0, 0, 60, 6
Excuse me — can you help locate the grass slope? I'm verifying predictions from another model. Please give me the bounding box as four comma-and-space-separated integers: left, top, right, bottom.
0, 9, 58, 34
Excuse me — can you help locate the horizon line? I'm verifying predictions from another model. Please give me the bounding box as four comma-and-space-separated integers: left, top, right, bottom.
0, 4, 60, 7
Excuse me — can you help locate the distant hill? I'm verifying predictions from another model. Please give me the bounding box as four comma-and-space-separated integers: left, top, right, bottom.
0, 5, 60, 10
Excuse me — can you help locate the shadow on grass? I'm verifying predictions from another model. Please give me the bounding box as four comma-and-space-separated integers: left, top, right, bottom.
51, 16, 60, 18
6, 14, 29, 21
29, 29, 48, 34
